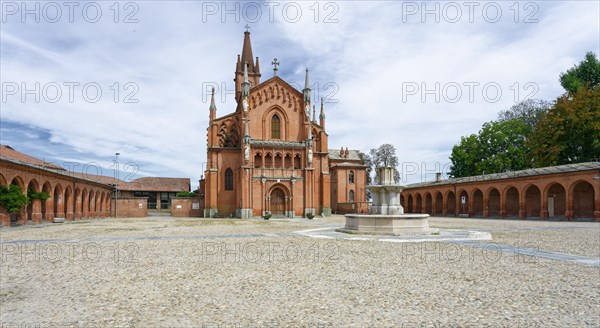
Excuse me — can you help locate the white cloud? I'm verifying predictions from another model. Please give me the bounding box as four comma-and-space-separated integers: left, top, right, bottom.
1, 1, 598, 186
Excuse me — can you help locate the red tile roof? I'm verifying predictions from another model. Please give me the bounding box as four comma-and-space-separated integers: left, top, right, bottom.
0, 145, 65, 170
119, 177, 190, 192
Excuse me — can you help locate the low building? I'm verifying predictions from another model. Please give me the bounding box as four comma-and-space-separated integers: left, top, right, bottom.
402, 162, 600, 221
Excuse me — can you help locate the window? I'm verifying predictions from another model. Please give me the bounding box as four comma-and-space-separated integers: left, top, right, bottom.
254, 153, 262, 168
349, 170, 355, 184
225, 169, 233, 190
274, 154, 282, 168
271, 115, 280, 139
349, 190, 355, 203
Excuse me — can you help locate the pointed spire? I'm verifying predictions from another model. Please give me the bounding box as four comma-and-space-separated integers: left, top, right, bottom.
304, 67, 310, 90
303, 67, 311, 109
255, 57, 260, 74
209, 87, 217, 112
319, 98, 325, 119
242, 62, 250, 97
241, 30, 255, 75
312, 105, 316, 122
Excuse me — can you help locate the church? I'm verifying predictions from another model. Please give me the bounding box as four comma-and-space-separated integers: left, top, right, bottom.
201, 30, 368, 218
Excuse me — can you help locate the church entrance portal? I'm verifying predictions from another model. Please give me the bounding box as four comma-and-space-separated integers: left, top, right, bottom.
270, 188, 285, 215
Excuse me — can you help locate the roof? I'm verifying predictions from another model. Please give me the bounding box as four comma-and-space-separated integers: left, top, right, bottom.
0, 145, 65, 170
406, 162, 600, 189
331, 162, 368, 168
119, 177, 190, 192
328, 149, 362, 161
250, 139, 306, 149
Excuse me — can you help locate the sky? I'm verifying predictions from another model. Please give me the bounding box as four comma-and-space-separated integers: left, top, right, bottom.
1, 1, 599, 188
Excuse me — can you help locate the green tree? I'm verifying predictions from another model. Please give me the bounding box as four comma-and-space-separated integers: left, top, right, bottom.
356, 150, 373, 185
0, 185, 29, 213
559, 52, 600, 94
449, 134, 480, 178
449, 119, 532, 178
497, 99, 553, 131
528, 87, 600, 166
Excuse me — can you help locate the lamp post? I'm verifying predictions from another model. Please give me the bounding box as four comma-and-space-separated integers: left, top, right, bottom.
114, 153, 120, 218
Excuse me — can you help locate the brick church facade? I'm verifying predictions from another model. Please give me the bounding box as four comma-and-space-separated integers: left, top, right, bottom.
201, 31, 367, 218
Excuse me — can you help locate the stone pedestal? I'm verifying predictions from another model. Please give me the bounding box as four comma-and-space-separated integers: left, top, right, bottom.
341, 167, 438, 236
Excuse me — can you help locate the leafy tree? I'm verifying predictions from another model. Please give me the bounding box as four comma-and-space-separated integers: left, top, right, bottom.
0, 185, 29, 213
497, 99, 553, 131
528, 87, 600, 166
369, 144, 400, 183
449, 119, 531, 177
559, 52, 600, 94
28, 189, 50, 202
449, 134, 480, 178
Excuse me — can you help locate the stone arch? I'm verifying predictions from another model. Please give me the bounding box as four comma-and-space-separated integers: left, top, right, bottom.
524, 184, 541, 218
64, 186, 73, 220
98, 192, 105, 218
293, 153, 301, 169
284, 153, 292, 168
42, 182, 52, 221
434, 192, 443, 215
446, 191, 456, 217
274, 152, 283, 168
53, 184, 64, 219
254, 152, 262, 168
472, 188, 484, 217
268, 184, 290, 216
0, 173, 6, 186
504, 186, 519, 217
487, 188, 501, 217
26, 179, 41, 222
407, 194, 414, 213
571, 180, 595, 219
424, 193, 432, 215
263, 106, 290, 141
415, 194, 423, 213
95, 191, 101, 217
545, 182, 566, 219
264, 153, 273, 169
10, 176, 25, 192
458, 189, 469, 215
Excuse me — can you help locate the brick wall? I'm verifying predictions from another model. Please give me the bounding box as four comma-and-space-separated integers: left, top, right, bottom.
111, 197, 148, 218
171, 197, 202, 217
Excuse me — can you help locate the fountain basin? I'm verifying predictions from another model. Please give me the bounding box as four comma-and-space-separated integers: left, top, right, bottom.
338, 214, 439, 236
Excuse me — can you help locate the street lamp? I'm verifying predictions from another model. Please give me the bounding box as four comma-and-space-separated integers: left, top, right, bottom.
114, 152, 120, 218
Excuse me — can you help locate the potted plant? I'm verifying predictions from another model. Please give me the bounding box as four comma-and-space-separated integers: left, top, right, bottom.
263, 212, 271, 220
306, 212, 315, 220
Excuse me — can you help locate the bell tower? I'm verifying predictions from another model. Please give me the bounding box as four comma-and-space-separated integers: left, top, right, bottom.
234, 27, 261, 101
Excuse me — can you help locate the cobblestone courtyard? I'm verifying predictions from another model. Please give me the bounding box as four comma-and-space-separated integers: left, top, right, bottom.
1, 216, 599, 327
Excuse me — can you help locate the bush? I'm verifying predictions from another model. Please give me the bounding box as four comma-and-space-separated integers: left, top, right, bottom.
306, 212, 315, 219
176, 191, 197, 197
0, 185, 29, 213
28, 189, 50, 201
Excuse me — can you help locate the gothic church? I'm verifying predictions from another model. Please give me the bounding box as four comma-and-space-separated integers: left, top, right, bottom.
202, 31, 367, 218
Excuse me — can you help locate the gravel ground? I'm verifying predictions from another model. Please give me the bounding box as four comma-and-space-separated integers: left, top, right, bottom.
1, 216, 599, 327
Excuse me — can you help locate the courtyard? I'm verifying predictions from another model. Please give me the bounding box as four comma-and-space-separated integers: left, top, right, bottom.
1, 216, 598, 327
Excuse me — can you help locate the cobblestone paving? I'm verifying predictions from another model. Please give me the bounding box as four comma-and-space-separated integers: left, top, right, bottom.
1, 216, 599, 327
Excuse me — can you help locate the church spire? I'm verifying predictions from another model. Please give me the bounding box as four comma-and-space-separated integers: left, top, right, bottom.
209, 87, 217, 112
242, 62, 250, 97
303, 68, 311, 118
319, 97, 326, 129
235, 29, 261, 101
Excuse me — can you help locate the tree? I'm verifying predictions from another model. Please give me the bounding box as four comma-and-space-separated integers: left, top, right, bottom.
497, 99, 553, 131
528, 87, 600, 166
449, 119, 532, 178
369, 144, 400, 183
356, 151, 373, 185
0, 185, 29, 213
559, 52, 600, 94
449, 134, 480, 178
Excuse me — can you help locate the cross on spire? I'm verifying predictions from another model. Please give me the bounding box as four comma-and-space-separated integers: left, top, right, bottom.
244, 24, 250, 32
271, 58, 280, 77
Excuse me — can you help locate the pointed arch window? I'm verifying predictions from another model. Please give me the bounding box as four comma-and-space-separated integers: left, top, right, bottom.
349, 190, 355, 203
271, 114, 281, 139
349, 170, 355, 184
225, 169, 234, 191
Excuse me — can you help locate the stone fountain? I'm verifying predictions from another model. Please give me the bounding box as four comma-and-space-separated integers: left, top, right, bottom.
338, 167, 439, 236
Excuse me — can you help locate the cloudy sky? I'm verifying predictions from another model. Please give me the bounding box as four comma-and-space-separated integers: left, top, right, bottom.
1, 1, 598, 187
